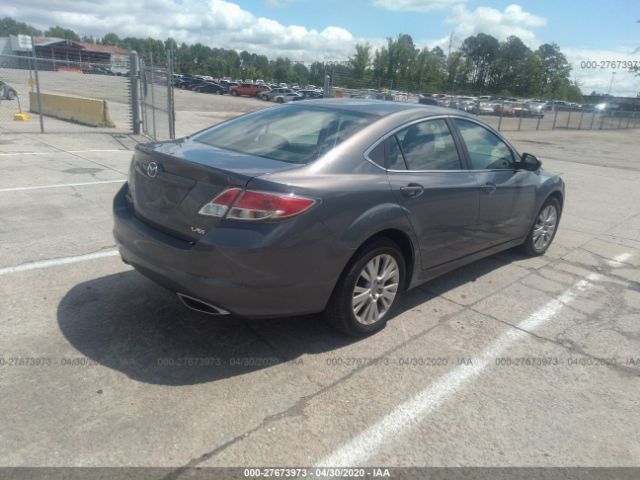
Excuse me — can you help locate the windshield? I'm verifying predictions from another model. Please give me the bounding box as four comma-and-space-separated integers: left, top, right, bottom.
192, 105, 377, 164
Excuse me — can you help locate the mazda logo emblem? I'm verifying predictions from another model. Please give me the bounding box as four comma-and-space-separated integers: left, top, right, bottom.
146, 162, 159, 178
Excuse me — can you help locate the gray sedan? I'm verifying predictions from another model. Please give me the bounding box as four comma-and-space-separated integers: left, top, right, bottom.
113, 100, 564, 335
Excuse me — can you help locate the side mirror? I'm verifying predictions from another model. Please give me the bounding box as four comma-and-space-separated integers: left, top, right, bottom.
520, 153, 542, 171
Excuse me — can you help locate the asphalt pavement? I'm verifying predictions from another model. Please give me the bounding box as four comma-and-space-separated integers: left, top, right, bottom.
0, 121, 639, 474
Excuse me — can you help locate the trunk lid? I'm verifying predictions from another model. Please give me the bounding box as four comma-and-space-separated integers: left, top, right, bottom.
128, 138, 298, 241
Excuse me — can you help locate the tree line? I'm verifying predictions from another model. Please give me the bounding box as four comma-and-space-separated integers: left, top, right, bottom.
1, 16, 581, 101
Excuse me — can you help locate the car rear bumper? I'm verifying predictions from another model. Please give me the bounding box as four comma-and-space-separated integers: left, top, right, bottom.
112, 184, 343, 318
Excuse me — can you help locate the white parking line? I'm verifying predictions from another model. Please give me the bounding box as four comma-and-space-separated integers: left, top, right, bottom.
315, 253, 631, 467
0, 179, 125, 192
0, 250, 119, 276
607, 252, 632, 267
0, 149, 129, 156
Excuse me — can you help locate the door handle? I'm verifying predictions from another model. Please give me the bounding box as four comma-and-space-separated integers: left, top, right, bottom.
480, 182, 497, 194
400, 183, 424, 198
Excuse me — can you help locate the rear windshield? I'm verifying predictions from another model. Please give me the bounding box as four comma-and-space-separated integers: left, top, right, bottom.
192, 105, 377, 164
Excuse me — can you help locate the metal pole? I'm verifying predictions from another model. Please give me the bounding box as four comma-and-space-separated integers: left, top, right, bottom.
149, 52, 157, 140
552, 102, 559, 130
140, 58, 148, 136
589, 111, 596, 130
517, 112, 522, 131
577, 110, 584, 130
566, 109, 572, 129
497, 99, 504, 131
536, 113, 541, 131
129, 51, 141, 134
167, 47, 175, 139
599, 112, 605, 130
28, 55, 34, 93
30, 37, 44, 133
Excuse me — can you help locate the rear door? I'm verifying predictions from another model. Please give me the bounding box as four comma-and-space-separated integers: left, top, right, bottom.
451, 118, 537, 248
381, 118, 480, 270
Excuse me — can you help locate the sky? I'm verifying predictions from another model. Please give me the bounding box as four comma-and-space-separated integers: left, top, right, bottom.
1, 0, 639, 95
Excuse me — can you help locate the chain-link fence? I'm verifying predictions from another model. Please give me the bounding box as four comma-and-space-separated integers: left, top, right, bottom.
325, 67, 640, 132
138, 52, 175, 141
0, 52, 135, 134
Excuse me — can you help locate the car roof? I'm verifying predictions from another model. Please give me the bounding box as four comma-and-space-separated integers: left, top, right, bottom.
301, 98, 471, 118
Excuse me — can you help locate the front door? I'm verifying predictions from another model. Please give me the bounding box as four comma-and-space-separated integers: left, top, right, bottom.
452, 118, 537, 248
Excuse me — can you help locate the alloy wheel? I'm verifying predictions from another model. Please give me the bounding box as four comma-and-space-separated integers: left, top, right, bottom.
351, 254, 400, 325
532, 205, 557, 251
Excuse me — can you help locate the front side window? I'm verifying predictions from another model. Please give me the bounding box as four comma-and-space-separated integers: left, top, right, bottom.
193, 105, 376, 164
453, 119, 516, 170
393, 119, 462, 170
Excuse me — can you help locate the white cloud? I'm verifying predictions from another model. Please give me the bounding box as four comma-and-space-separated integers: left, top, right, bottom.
563, 47, 640, 97
371, 0, 464, 13
0, 0, 368, 62
2, 0, 636, 95
264, 0, 298, 7
445, 4, 547, 47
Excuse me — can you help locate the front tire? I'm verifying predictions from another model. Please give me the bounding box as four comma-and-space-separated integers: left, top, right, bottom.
521, 197, 561, 256
324, 238, 405, 336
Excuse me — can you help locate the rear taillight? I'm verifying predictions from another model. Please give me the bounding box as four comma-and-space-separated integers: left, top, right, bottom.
198, 187, 242, 218
198, 188, 316, 221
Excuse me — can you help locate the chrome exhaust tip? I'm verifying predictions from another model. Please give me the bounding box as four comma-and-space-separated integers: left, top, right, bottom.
177, 293, 230, 316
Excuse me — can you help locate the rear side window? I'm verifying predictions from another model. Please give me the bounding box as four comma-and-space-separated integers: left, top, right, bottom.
193, 105, 377, 164
367, 138, 405, 169
392, 119, 462, 171
388, 136, 407, 170
453, 119, 516, 170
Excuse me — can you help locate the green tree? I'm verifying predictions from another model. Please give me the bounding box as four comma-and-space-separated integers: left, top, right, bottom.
349, 43, 371, 81
460, 33, 500, 91
491, 36, 532, 95
0, 17, 42, 36
535, 43, 571, 98
44, 25, 80, 41
101, 32, 122, 47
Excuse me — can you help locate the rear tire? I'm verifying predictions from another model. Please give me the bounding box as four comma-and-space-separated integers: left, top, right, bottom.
323, 238, 405, 336
231, 90, 238, 96
520, 197, 561, 256
7, 90, 16, 100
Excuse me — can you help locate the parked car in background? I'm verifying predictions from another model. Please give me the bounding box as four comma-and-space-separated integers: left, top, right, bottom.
478, 101, 496, 115
297, 89, 324, 100
229, 83, 271, 97
218, 80, 239, 89
418, 95, 438, 106
545, 100, 573, 111
113, 100, 564, 336
523, 102, 545, 118
193, 82, 228, 95
260, 88, 293, 101
0, 81, 17, 100
82, 65, 113, 75
272, 90, 304, 103
494, 102, 516, 116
